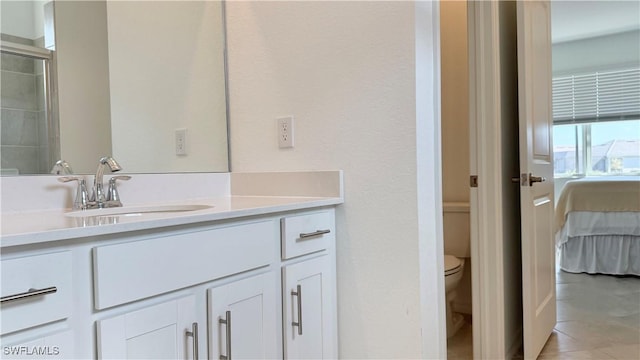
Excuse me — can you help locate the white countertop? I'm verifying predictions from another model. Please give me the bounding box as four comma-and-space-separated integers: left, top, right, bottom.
1, 195, 342, 248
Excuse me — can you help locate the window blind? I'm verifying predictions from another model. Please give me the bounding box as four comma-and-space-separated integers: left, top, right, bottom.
552, 68, 640, 124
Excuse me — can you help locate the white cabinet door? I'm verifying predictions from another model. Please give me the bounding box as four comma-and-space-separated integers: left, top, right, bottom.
208, 272, 278, 360
1, 330, 74, 360
97, 296, 199, 360
283, 255, 336, 359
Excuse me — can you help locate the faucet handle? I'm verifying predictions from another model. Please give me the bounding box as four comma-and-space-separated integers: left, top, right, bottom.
58, 176, 81, 183
107, 175, 131, 206
58, 176, 89, 210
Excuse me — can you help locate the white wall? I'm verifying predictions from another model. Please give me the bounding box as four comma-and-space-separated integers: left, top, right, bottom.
106, 1, 228, 173
0, 0, 45, 40
441, 0, 470, 204
226, 1, 445, 358
31, 1, 46, 40
55, 0, 112, 173
552, 30, 640, 75
1, 1, 36, 39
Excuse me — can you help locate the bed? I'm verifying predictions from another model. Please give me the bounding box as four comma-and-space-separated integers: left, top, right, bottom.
555, 178, 640, 275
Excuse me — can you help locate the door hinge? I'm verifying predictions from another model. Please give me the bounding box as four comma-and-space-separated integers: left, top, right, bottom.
470, 175, 478, 188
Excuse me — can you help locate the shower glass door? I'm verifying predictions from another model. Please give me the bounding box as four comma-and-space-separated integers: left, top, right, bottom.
1, 40, 58, 175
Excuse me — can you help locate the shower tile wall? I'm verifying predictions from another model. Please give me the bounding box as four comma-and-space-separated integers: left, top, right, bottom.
1, 34, 49, 175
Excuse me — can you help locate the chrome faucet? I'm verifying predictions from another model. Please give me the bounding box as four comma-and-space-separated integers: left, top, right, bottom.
57, 157, 130, 210
50, 160, 74, 175
91, 156, 122, 208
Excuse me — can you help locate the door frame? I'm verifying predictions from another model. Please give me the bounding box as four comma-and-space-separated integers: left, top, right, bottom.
416, 1, 448, 358
468, 1, 509, 358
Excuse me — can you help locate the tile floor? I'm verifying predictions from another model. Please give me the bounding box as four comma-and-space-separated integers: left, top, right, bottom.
446, 270, 640, 359
447, 318, 473, 359
540, 271, 640, 359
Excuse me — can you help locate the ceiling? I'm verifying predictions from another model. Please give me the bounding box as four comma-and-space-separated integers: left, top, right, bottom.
551, 0, 640, 43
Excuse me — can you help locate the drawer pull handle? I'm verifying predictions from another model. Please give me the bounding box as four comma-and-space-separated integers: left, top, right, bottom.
299, 229, 331, 239
1, 286, 57, 303
185, 322, 199, 360
292, 284, 303, 335
219, 311, 232, 360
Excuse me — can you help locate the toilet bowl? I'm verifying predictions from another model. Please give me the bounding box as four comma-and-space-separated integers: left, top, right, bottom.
444, 254, 465, 338
442, 202, 470, 338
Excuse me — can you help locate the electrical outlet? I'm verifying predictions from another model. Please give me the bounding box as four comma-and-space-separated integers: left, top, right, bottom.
277, 116, 294, 148
175, 128, 187, 155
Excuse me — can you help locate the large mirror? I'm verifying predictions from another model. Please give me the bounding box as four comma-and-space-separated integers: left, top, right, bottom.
0, 0, 229, 175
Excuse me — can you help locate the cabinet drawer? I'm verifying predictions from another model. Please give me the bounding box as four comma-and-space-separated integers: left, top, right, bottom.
281, 211, 334, 259
1, 251, 72, 335
93, 220, 276, 309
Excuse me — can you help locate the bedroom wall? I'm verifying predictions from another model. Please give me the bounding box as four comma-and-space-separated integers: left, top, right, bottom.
552, 30, 640, 75
552, 30, 640, 196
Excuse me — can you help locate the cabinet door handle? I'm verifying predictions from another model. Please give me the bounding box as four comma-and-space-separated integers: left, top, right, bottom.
219, 310, 232, 360
1, 286, 57, 303
185, 322, 198, 360
299, 229, 331, 239
291, 284, 303, 335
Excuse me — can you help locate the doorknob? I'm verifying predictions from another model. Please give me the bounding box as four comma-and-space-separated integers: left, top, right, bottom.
512, 173, 546, 186
528, 173, 546, 186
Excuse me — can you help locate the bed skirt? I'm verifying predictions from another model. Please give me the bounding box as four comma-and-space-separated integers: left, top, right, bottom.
558, 235, 640, 276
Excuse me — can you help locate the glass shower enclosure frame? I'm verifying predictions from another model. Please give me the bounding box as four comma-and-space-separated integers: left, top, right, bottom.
1, 40, 59, 175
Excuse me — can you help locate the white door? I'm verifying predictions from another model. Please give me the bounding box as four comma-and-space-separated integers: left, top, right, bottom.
516, 1, 556, 359
97, 296, 198, 359
282, 255, 336, 359
208, 273, 278, 359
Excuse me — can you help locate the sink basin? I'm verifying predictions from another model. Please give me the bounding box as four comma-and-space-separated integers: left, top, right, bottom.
65, 204, 213, 218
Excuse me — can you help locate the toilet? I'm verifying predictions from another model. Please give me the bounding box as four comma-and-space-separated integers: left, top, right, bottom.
443, 202, 471, 338
444, 255, 465, 338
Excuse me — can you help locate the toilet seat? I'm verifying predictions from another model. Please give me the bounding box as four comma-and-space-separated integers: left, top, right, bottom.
444, 255, 462, 276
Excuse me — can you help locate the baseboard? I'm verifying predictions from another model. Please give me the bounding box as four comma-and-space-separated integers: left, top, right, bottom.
506, 328, 523, 360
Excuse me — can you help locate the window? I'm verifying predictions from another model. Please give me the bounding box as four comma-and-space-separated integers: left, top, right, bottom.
553, 120, 640, 176
552, 68, 640, 177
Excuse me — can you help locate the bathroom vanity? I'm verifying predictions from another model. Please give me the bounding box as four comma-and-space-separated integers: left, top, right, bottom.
0, 172, 342, 359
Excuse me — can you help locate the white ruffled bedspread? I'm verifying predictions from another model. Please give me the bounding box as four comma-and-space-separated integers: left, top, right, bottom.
556, 211, 640, 275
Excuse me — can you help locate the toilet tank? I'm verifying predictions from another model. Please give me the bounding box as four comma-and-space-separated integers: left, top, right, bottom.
443, 202, 470, 258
